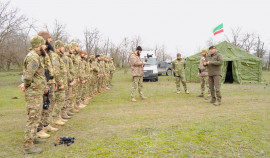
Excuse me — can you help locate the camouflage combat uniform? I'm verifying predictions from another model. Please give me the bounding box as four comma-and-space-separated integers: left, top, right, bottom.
23, 36, 46, 149
198, 56, 210, 96
129, 52, 144, 99
52, 41, 66, 122
71, 46, 81, 110
172, 58, 188, 92
205, 51, 223, 103
109, 60, 116, 86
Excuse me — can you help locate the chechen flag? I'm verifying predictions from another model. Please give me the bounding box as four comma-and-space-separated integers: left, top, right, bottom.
213, 23, 224, 36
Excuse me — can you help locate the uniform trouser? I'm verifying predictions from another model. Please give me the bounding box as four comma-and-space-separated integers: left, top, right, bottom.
131, 76, 144, 98
89, 77, 94, 96
200, 76, 210, 95
175, 75, 187, 91
76, 82, 83, 105
109, 72, 114, 85
71, 81, 79, 109
38, 84, 55, 131
208, 75, 222, 101
82, 82, 88, 102
93, 75, 98, 93
62, 86, 71, 114
53, 89, 65, 121
66, 85, 73, 110
24, 92, 43, 148
98, 76, 103, 92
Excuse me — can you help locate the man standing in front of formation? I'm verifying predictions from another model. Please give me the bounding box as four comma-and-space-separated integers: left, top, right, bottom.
129, 46, 147, 102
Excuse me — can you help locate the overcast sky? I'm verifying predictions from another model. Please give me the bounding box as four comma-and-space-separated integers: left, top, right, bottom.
6, 0, 270, 57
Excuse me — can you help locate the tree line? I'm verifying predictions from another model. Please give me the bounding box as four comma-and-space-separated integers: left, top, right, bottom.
0, 1, 172, 71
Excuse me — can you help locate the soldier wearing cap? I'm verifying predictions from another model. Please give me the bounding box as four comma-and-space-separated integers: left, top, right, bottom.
52, 40, 67, 125
204, 46, 223, 106
96, 54, 104, 93
108, 57, 116, 87
64, 44, 76, 116
22, 36, 46, 154
75, 50, 87, 109
89, 54, 99, 96
129, 46, 147, 102
70, 42, 81, 112
172, 53, 189, 94
197, 49, 210, 98
36, 31, 58, 139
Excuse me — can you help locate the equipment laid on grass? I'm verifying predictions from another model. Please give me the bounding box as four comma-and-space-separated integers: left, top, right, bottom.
54, 137, 75, 146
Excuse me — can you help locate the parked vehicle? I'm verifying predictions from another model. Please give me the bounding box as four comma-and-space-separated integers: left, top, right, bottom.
157, 61, 172, 76
140, 51, 158, 82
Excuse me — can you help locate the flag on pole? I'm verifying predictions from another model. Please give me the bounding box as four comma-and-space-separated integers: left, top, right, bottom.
213, 23, 224, 36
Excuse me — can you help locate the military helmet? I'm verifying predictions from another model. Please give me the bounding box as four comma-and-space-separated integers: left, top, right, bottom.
30, 36, 45, 48
70, 42, 78, 49
201, 49, 208, 53
55, 40, 64, 49
64, 44, 71, 52
90, 55, 95, 59
100, 54, 104, 57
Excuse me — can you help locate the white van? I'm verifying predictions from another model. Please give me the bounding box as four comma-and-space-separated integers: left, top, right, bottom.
140, 51, 158, 82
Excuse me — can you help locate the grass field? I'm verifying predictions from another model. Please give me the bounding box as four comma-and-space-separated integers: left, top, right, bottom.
0, 70, 270, 157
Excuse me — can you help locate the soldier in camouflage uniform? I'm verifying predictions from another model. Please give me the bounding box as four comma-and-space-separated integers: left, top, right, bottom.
70, 42, 81, 113
172, 53, 189, 94
52, 40, 67, 125
89, 55, 98, 96
22, 36, 46, 154
104, 56, 111, 90
64, 44, 76, 115
204, 46, 223, 106
197, 50, 210, 98
60, 44, 73, 119
81, 53, 90, 105
129, 46, 147, 102
96, 55, 104, 93
108, 57, 116, 87
37, 31, 58, 139
77, 51, 87, 109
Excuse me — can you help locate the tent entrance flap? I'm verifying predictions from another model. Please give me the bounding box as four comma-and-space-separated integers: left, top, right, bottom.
225, 61, 234, 83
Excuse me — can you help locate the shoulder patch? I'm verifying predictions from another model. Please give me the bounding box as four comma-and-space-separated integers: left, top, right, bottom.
64, 59, 68, 64
53, 59, 58, 65
32, 61, 38, 70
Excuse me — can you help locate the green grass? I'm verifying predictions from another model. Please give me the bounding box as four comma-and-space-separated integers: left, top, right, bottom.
0, 70, 270, 157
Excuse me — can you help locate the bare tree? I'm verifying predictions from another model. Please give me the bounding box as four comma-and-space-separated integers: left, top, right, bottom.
254, 36, 266, 58
84, 28, 100, 55
0, 1, 27, 71
44, 20, 69, 43
225, 27, 242, 48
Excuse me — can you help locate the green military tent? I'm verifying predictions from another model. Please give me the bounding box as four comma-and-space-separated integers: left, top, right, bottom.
185, 41, 262, 83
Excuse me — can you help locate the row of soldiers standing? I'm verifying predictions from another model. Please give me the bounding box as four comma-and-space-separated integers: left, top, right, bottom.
21, 31, 115, 154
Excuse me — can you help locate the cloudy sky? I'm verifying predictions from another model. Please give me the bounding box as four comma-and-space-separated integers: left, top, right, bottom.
6, 0, 270, 57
